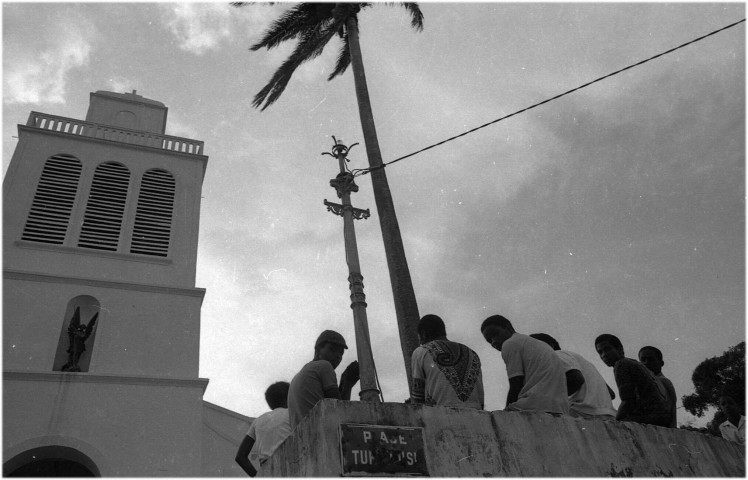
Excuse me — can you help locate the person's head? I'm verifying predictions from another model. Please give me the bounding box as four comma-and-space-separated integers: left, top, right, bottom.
481, 315, 515, 351
265, 381, 290, 410
529, 333, 561, 351
417, 314, 447, 344
719, 395, 741, 420
595, 334, 624, 367
638, 346, 664, 375
314, 330, 348, 369
719, 383, 744, 419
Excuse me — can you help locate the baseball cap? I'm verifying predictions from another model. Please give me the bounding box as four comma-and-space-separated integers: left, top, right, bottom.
315, 330, 348, 349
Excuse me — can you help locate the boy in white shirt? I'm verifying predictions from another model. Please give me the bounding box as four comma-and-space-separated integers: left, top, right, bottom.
235, 382, 292, 477
718, 385, 745, 446
530, 333, 617, 419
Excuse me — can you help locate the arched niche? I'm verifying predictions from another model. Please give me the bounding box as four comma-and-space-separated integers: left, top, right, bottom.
113, 110, 137, 130
3, 445, 100, 477
52, 296, 101, 372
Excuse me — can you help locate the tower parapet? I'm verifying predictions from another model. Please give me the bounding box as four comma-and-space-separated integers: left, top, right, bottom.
26, 111, 203, 155
86, 90, 167, 134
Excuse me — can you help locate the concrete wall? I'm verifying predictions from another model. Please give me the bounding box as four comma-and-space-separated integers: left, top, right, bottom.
3, 275, 204, 378
3, 371, 208, 476
201, 401, 254, 477
3, 127, 207, 288
262, 399, 745, 477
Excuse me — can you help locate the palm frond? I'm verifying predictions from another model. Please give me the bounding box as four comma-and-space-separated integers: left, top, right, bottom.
253, 16, 343, 110
247, 2, 423, 110
250, 3, 335, 51
327, 31, 351, 81
399, 3, 424, 32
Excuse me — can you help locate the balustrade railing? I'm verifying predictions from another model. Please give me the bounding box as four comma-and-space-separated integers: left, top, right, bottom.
25, 112, 204, 156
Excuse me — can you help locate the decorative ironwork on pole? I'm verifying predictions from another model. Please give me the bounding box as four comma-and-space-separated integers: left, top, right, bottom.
323, 137, 381, 403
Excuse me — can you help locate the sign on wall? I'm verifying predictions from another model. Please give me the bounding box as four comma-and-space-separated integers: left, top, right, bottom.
339, 423, 427, 476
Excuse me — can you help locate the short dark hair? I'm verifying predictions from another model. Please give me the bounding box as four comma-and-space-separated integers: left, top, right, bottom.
530, 333, 560, 351
265, 381, 290, 409
639, 345, 663, 362
594, 334, 623, 351
481, 315, 514, 333
418, 314, 446, 340
720, 380, 745, 399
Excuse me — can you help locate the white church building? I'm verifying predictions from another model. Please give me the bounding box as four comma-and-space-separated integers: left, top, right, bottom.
3, 90, 252, 476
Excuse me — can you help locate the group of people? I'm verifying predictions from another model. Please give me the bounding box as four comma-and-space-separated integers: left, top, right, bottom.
235, 315, 743, 476
413, 313, 743, 446
235, 330, 359, 476
414, 314, 676, 426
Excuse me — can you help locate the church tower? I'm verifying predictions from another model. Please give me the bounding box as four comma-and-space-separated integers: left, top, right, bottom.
2, 91, 215, 476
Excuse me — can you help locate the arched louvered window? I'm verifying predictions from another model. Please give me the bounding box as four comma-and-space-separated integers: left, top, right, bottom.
78, 162, 130, 251
130, 169, 175, 257
21, 154, 82, 244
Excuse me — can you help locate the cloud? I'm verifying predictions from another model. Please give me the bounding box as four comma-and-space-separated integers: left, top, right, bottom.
159, 3, 282, 56
165, 116, 200, 140
4, 27, 92, 104
160, 3, 233, 55
158, 1, 344, 97
105, 76, 137, 95
197, 224, 358, 415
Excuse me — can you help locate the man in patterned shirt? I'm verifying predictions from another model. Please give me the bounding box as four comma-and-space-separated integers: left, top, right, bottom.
595, 334, 670, 427
410, 314, 484, 409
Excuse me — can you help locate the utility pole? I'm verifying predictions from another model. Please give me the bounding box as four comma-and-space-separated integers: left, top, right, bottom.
323, 137, 381, 403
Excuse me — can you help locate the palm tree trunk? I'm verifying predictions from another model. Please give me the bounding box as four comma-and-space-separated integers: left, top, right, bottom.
345, 16, 420, 389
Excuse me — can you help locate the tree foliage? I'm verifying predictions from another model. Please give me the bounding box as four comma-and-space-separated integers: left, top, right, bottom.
682, 341, 745, 417
240, 2, 423, 110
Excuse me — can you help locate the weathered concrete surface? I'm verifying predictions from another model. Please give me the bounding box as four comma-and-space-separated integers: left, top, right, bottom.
201, 401, 253, 477
262, 399, 745, 477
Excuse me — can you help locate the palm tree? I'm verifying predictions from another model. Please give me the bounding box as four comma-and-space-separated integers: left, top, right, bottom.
240, 3, 424, 387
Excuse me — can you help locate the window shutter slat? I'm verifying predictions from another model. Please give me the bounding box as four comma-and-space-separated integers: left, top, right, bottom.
21, 154, 82, 244
78, 162, 130, 251
130, 169, 175, 257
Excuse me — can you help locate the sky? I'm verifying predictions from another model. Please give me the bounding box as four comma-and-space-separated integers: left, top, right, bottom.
3, 2, 745, 427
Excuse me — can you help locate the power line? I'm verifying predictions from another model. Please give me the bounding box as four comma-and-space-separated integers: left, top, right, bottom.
352, 18, 745, 177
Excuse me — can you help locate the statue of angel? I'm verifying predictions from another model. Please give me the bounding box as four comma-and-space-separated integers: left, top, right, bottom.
61, 307, 98, 372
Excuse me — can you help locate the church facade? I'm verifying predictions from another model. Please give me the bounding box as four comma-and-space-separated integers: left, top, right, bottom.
3, 91, 250, 476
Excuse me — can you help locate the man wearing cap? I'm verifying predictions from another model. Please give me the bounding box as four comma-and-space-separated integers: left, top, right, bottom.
287, 330, 360, 429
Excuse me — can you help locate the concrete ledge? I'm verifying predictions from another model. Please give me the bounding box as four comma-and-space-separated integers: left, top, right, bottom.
4, 370, 209, 390
4, 269, 206, 298
262, 399, 745, 477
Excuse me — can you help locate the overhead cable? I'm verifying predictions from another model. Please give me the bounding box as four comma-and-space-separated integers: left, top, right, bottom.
352, 18, 745, 177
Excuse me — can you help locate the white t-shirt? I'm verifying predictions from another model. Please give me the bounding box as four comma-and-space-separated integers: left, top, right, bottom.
246, 407, 291, 468
556, 349, 617, 417
720, 416, 745, 445
501, 333, 569, 414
